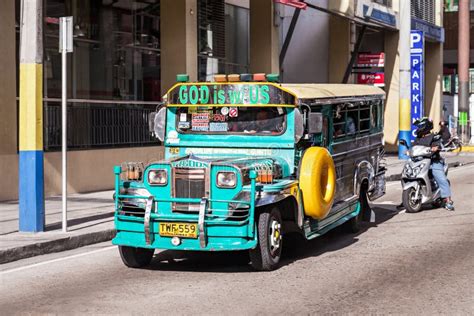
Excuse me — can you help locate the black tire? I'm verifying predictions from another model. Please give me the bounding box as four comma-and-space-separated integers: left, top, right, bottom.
119, 246, 154, 268
402, 187, 422, 213
249, 207, 283, 271
345, 183, 371, 233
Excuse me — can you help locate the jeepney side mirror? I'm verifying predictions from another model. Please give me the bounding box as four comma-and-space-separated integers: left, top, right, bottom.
294, 109, 304, 143
307, 112, 323, 134
149, 106, 166, 142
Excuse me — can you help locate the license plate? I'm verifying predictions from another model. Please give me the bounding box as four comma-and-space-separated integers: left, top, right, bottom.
159, 222, 198, 238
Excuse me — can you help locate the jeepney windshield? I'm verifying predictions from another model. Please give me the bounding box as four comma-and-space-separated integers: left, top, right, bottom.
175, 106, 286, 135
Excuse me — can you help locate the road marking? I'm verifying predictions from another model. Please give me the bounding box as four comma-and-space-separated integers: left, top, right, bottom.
0, 245, 116, 275
376, 201, 397, 205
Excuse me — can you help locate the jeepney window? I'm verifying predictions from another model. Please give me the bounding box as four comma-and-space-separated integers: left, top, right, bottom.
175, 106, 286, 135
359, 104, 371, 133
370, 102, 378, 129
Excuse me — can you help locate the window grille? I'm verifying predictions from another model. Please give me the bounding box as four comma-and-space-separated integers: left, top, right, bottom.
411, 0, 436, 24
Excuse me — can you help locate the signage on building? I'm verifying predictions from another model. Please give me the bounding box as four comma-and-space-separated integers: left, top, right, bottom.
356, 53, 385, 67
410, 30, 424, 140
411, 18, 445, 43
357, 73, 385, 87
355, 0, 399, 29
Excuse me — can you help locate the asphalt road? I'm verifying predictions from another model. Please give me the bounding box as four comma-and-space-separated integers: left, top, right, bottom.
1, 164, 473, 315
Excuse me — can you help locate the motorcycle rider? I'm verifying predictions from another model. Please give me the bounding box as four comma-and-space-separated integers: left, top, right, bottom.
413, 118, 455, 211
438, 120, 451, 145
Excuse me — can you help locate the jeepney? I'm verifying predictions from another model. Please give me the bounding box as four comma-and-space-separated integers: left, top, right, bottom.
113, 74, 386, 271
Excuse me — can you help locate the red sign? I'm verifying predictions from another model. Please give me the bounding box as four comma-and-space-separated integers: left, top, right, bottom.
357, 53, 385, 67
357, 73, 385, 87
273, 0, 307, 9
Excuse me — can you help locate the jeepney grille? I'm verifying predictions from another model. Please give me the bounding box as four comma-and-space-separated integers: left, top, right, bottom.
173, 168, 206, 212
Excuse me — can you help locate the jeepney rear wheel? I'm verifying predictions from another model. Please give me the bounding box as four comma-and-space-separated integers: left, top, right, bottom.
345, 183, 370, 233
119, 246, 154, 268
249, 207, 283, 271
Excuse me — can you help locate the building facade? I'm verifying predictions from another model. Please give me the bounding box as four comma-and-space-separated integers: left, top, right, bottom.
0, 0, 444, 201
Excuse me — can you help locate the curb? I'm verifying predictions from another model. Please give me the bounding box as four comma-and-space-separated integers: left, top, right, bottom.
0, 229, 116, 264
460, 146, 474, 153
385, 160, 472, 182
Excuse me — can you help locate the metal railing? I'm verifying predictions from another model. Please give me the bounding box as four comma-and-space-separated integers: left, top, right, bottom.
43, 99, 160, 151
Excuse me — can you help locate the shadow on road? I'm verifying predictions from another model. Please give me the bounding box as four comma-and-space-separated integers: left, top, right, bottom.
144, 202, 402, 273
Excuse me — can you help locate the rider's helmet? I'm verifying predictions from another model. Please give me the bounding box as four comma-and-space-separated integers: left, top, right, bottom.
413, 117, 433, 137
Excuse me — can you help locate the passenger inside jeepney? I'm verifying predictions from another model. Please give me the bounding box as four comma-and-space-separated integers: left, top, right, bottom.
229, 108, 284, 134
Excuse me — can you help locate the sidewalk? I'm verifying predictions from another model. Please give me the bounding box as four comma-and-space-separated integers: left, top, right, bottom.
0, 191, 115, 264
1, 152, 474, 265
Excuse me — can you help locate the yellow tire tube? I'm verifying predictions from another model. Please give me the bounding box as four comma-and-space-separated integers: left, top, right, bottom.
299, 147, 336, 220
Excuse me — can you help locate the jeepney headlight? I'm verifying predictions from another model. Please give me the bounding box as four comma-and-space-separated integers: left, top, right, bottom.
217, 171, 237, 188
148, 169, 168, 186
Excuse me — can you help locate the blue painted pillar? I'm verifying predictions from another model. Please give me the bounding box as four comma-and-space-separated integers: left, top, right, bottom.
19, 0, 45, 232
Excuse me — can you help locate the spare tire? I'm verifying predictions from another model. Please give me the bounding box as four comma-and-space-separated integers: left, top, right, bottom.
299, 147, 336, 220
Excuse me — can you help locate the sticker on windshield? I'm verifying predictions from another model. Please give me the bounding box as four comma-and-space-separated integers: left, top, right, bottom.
229, 107, 238, 118
221, 107, 229, 115
209, 122, 228, 132
180, 113, 187, 122
191, 113, 210, 131
212, 114, 226, 122
178, 121, 190, 129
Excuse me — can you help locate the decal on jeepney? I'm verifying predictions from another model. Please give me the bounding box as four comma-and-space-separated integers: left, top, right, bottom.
167, 84, 296, 106
185, 147, 274, 156
172, 159, 209, 168
209, 122, 228, 132
191, 113, 210, 131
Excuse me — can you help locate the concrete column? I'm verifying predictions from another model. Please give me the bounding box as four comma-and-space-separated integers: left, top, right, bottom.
250, 0, 279, 74
160, 0, 197, 96
0, 1, 18, 201
398, 0, 411, 158
458, 0, 470, 142
425, 42, 443, 129
383, 30, 401, 152
19, 0, 45, 231
328, 16, 351, 83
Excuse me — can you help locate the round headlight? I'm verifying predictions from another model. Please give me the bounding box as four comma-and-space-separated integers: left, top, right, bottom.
217, 171, 237, 188
148, 169, 168, 185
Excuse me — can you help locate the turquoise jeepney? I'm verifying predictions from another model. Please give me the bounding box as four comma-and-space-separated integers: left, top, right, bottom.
113, 74, 386, 270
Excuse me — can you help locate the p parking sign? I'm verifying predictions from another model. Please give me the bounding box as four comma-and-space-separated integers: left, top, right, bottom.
410, 30, 424, 140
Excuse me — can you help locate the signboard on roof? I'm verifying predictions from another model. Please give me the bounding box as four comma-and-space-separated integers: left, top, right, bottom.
167, 84, 296, 106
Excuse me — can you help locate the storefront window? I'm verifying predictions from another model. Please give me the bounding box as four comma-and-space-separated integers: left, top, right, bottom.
44, 0, 161, 101
198, 1, 249, 81
16, 0, 161, 151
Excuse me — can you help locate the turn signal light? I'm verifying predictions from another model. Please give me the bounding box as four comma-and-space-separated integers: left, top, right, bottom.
176, 74, 189, 82
240, 73, 252, 82
214, 74, 227, 82
227, 74, 240, 82
253, 73, 266, 81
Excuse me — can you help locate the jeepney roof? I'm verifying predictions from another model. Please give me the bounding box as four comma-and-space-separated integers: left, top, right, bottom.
280, 84, 385, 100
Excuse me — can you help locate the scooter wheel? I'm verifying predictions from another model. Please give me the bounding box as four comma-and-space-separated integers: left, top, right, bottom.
402, 187, 422, 213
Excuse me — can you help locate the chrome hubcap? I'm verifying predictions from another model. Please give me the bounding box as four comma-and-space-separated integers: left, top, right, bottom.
269, 219, 281, 256
409, 189, 420, 208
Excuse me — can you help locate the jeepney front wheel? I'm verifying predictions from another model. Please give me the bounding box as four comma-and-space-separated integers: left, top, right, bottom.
249, 207, 283, 271
119, 246, 154, 268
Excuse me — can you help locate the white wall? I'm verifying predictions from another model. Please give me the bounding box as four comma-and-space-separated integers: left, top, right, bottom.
279, 0, 330, 83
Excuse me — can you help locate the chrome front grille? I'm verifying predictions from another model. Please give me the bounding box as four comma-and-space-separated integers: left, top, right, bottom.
172, 167, 206, 212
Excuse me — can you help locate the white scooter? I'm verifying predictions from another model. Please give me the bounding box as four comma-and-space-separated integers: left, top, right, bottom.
399, 136, 459, 213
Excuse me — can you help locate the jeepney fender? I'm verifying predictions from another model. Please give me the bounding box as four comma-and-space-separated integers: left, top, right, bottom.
354, 160, 375, 197
232, 184, 303, 228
